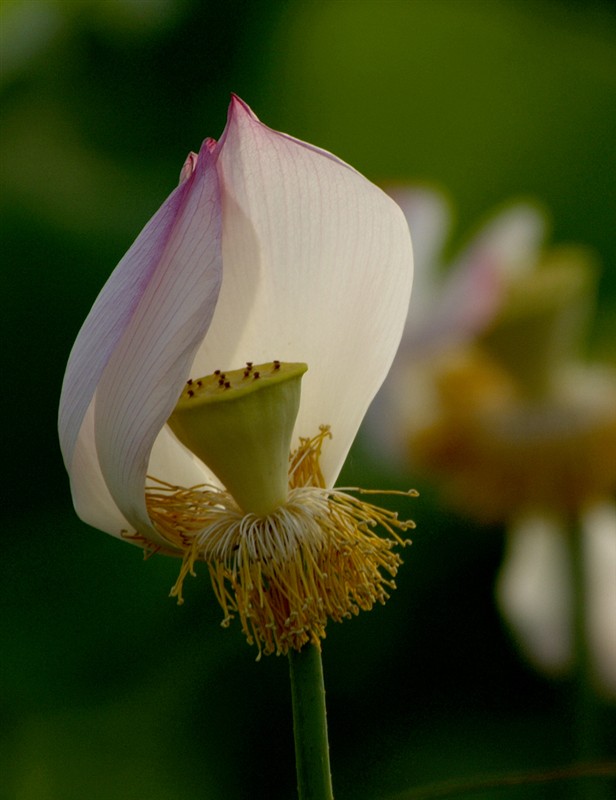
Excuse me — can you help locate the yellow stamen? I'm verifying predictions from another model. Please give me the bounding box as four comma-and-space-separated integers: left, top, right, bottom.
143, 426, 417, 657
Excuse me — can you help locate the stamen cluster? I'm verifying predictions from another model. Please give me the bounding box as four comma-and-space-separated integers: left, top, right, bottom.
143, 427, 416, 657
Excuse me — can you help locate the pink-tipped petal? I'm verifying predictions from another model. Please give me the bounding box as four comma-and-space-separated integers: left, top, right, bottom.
425, 253, 505, 344
414, 202, 545, 351
179, 151, 199, 185
455, 203, 545, 277
192, 97, 413, 485
60, 156, 202, 471
59, 141, 222, 541
442, 203, 546, 339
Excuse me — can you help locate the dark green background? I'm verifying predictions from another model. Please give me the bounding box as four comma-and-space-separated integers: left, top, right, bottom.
2, 1, 615, 798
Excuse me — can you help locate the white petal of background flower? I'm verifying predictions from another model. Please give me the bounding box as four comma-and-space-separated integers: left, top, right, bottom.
362, 197, 546, 465
388, 187, 450, 314
418, 202, 546, 351
453, 203, 545, 284
496, 513, 573, 673
584, 501, 616, 697
497, 504, 616, 697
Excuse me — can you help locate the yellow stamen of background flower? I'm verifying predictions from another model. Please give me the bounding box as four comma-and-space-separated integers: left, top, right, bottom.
145, 425, 417, 657
479, 254, 594, 399
410, 351, 616, 522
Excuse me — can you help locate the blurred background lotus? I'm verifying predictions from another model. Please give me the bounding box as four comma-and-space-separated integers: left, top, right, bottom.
2, 1, 615, 798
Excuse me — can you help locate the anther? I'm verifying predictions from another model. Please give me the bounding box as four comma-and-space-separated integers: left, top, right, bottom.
214, 369, 221, 376
187, 378, 193, 385
273, 360, 281, 370
187, 389, 194, 397
224, 381, 231, 389
253, 372, 260, 380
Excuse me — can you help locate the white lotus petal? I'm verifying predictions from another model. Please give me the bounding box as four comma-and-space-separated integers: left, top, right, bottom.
453, 203, 546, 284
583, 502, 616, 697
148, 425, 216, 489
496, 513, 573, 672
58, 149, 208, 471
93, 144, 222, 538
189, 97, 413, 485
497, 505, 616, 697
59, 144, 220, 539
388, 187, 450, 309
428, 204, 546, 349
69, 400, 134, 539
364, 188, 448, 459
59, 142, 222, 543
431, 256, 504, 340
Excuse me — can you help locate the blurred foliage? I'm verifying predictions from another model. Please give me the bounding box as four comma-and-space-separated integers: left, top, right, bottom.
1, 1, 615, 798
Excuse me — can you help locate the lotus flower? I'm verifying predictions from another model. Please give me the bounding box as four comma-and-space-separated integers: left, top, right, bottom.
59, 96, 415, 656
369, 187, 616, 695
365, 188, 545, 463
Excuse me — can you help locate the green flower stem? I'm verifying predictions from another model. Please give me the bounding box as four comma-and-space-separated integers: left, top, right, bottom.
288, 644, 334, 800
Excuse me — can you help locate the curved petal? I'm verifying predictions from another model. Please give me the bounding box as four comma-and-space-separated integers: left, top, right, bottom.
68, 399, 134, 539
497, 504, 616, 697
191, 97, 413, 485
453, 203, 546, 285
387, 187, 450, 318
584, 502, 616, 697
60, 141, 222, 541
426, 203, 546, 350
496, 513, 573, 673
59, 146, 208, 471
148, 426, 217, 490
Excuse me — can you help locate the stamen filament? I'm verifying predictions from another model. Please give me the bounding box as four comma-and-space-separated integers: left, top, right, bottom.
141, 426, 416, 657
